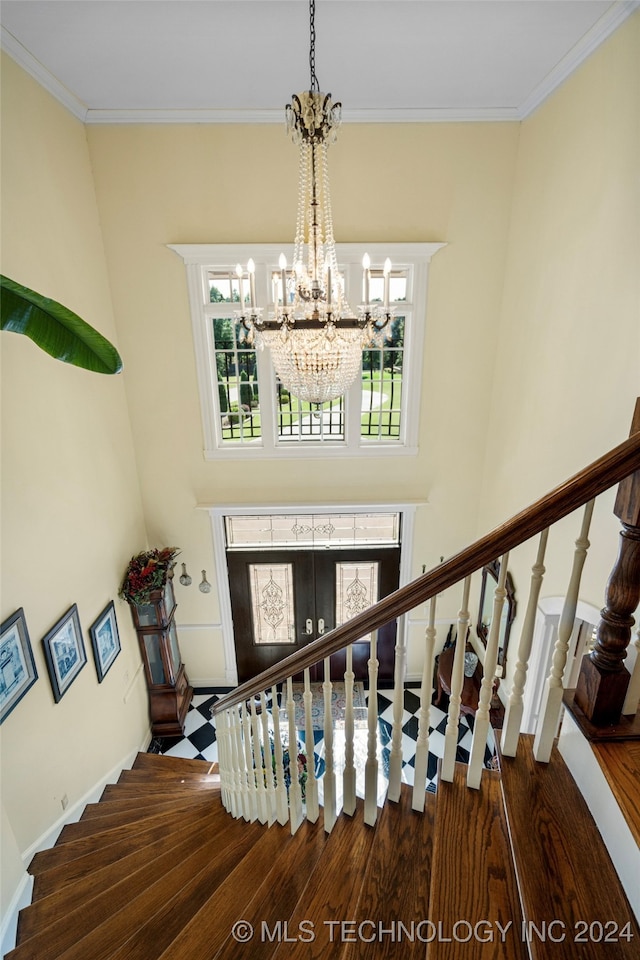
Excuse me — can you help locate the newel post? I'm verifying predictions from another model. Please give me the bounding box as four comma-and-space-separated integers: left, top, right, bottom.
574, 399, 640, 726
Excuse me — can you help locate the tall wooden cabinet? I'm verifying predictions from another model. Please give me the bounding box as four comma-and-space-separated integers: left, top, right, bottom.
127, 575, 192, 737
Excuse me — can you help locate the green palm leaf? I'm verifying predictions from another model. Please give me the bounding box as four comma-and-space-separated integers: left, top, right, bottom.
0, 275, 123, 375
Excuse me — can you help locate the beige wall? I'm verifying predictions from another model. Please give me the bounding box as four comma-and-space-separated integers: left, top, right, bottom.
477, 12, 640, 645
0, 53, 150, 915
85, 120, 519, 681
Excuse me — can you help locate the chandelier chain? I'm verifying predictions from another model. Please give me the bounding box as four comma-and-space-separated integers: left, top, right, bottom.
309, 0, 319, 92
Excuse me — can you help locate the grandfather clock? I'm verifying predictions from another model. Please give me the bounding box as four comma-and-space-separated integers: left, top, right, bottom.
127, 575, 193, 737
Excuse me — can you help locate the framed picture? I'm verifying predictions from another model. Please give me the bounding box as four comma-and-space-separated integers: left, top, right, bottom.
0, 608, 38, 724
89, 601, 121, 682
42, 605, 87, 702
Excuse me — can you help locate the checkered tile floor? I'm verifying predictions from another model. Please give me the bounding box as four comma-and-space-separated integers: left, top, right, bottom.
155, 685, 496, 798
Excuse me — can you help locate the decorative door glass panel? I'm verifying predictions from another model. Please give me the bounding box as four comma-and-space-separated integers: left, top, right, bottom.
249, 563, 296, 644
143, 634, 166, 684
335, 561, 380, 643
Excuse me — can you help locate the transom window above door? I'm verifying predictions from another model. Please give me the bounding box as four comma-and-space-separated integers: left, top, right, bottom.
225, 512, 401, 550
169, 242, 444, 460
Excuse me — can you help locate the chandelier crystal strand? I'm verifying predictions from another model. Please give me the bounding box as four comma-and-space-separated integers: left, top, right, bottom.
235, 0, 392, 405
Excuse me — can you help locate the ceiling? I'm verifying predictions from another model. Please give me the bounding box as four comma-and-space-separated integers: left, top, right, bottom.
1, 1, 637, 123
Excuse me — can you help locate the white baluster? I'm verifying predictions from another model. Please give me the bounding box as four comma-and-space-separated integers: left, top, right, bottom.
441, 577, 471, 783
241, 702, 258, 822
342, 645, 357, 816
260, 691, 276, 825
622, 626, 640, 715
534, 500, 595, 762
413, 595, 437, 812
216, 710, 227, 810
227, 705, 242, 818
231, 705, 251, 821
219, 710, 232, 812
286, 677, 304, 834
250, 698, 268, 823
271, 685, 289, 826
388, 614, 408, 802
303, 668, 319, 822
502, 530, 549, 756
322, 659, 337, 832
468, 555, 509, 789
364, 631, 380, 826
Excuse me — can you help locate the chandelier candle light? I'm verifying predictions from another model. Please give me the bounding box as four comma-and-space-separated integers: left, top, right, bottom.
235, 0, 393, 405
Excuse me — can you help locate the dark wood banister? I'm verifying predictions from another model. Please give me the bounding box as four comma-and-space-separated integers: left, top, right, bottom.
212, 431, 640, 716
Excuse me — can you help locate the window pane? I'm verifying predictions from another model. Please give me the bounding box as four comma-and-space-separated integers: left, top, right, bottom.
361, 315, 405, 441
276, 384, 344, 442
208, 270, 249, 306
144, 634, 166, 684
213, 318, 262, 443
249, 564, 295, 644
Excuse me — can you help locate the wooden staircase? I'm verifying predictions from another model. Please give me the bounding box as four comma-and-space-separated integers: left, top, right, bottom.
8, 739, 639, 960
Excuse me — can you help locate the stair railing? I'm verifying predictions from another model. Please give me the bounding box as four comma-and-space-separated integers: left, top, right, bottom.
212, 423, 640, 834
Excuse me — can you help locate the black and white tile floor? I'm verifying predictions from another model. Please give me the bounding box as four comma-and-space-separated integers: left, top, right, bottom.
154, 685, 496, 798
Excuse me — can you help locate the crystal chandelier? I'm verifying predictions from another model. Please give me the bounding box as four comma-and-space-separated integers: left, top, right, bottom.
236, 0, 392, 405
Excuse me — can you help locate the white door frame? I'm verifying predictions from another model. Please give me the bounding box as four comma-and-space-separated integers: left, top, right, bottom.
208, 502, 417, 686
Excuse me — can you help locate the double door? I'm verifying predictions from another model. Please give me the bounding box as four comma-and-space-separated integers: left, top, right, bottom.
228, 547, 400, 684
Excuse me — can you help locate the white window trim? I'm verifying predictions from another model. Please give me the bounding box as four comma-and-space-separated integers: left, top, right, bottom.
169, 242, 445, 459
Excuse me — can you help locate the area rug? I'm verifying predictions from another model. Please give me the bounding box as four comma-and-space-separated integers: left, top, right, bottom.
282, 682, 368, 730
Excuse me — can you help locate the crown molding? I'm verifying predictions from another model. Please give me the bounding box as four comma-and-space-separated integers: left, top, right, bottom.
84, 107, 286, 125
1, 27, 88, 122
518, 0, 640, 119
83, 105, 520, 125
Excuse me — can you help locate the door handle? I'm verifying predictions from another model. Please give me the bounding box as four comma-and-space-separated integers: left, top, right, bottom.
304, 618, 313, 636
317, 618, 325, 635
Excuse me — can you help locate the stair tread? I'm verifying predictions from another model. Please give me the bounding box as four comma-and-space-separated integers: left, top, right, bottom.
79, 792, 214, 822
213, 818, 329, 960
342, 783, 435, 960
499, 734, 640, 959
29, 797, 223, 884
428, 762, 527, 960
99, 779, 220, 801
17, 807, 234, 947
118, 768, 219, 785
11, 819, 265, 960
29, 803, 224, 905
57, 791, 221, 843
103, 821, 294, 960
591, 739, 640, 847
132, 752, 215, 773
266, 800, 377, 960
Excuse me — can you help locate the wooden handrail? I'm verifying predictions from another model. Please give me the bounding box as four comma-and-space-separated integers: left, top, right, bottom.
213, 431, 640, 715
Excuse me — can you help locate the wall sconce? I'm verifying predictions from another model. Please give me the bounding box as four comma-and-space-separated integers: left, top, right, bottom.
179, 563, 192, 586
199, 570, 211, 594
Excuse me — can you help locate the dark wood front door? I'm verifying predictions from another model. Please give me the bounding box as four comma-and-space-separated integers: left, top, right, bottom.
227, 547, 400, 684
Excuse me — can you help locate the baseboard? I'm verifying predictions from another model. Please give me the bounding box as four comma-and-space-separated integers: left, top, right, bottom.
558, 712, 640, 923
1, 725, 152, 955
1, 872, 33, 958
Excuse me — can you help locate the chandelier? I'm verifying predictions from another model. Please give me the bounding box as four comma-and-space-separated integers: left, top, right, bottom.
235, 0, 393, 405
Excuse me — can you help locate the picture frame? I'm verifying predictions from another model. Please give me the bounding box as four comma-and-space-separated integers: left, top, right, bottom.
42, 605, 87, 702
0, 608, 38, 724
89, 601, 121, 682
